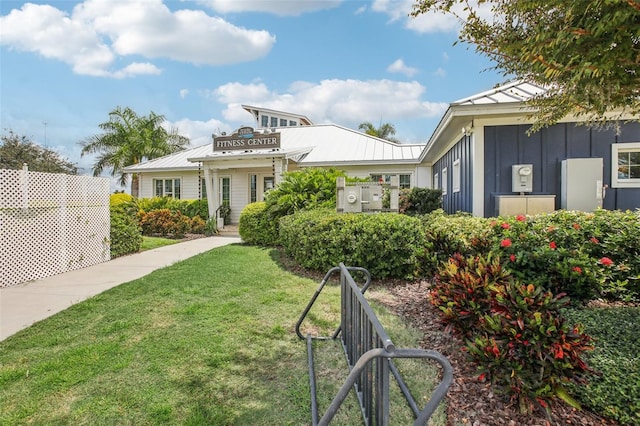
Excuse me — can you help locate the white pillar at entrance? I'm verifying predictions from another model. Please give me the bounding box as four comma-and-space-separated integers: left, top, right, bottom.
203, 168, 220, 220
274, 157, 284, 185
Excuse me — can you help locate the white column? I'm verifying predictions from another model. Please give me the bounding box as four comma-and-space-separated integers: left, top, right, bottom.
274, 157, 284, 185
203, 167, 219, 220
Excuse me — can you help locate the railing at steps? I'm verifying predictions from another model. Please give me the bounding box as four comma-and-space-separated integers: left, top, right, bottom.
296, 263, 453, 426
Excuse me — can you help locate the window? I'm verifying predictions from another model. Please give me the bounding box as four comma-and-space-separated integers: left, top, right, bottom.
200, 178, 207, 199
270, 117, 278, 128
220, 177, 230, 205
289, 120, 297, 126
433, 173, 439, 190
261, 115, 269, 128
264, 176, 275, 192
442, 168, 448, 195
154, 179, 181, 198
249, 174, 257, 203
280, 118, 287, 127
612, 143, 640, 188
452, 159, 461, 193
399, 174, 411, 189
369, 174, 411, 188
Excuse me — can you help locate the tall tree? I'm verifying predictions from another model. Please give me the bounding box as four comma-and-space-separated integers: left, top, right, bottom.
412, 0, 640, 130
0, 130, 77, 174
80, 107, 189, 196
358, 122, 400, 142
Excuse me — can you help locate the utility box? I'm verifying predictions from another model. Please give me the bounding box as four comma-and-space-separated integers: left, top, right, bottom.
512, 164, 533, 193
336, 176, 398, 213
561, 158, 604, 211
343, 188, 363, 213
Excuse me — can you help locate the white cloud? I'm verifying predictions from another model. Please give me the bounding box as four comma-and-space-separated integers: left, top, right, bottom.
0, 0, 276, 77
213, 79, 447, 130
354, 5, 367, 15
372, 0, 494, 34
179, 89, 190, 99
196, 0, 342, 16
434, 67, 446, 77
112, 62, 163, 79
387, 59, 418, 77
170, 117, 232, 147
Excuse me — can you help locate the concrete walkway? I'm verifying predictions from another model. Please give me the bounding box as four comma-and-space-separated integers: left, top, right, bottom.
0, 236, 241, 341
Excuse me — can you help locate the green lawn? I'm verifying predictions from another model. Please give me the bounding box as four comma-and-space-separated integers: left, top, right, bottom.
140, 235, 181, 251
0, 244, 446, 425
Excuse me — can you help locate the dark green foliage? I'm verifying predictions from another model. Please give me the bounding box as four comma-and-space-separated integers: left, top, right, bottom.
491, 210, 640, 302
279, 209, 425, 279
399, 187, 443, 215
110, 204, 143, 258
238, 202, 278, 246
562, 307, 640, 425
418, 210, 493, 277
432, 254, 593, 413
264, 167, 346, 219
1, 130, 77, 174
184, 199, 209, 219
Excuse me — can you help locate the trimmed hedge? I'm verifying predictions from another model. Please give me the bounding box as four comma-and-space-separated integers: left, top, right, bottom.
279, 209, 425, 279
110, 202, 143, 258
238, 202, 278, 245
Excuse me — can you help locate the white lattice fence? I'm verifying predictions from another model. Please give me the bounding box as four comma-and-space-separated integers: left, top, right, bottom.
0, 168, 110, 288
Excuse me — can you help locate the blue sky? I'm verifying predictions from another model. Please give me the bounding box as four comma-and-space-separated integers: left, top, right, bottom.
1, 0, 502, 185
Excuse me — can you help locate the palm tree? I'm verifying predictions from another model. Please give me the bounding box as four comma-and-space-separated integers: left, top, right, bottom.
358, 122, 399, 142
80, 106, 189, 196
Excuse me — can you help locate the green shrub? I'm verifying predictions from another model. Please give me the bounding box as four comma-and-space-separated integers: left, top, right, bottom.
137, 196, 187, 214
399, 187, 443, 215
562, 306, 640, 425
138, 209, 191, 238
491, 210, 640, 302
184, 199, 209, 219
264, 167, 346, 224
279, 209, 425, 279
110, 205, 142, 258
190, 216, 206, 234
238, 202, 278, 245
418, 210, 493, 277
109, 193, 134, 207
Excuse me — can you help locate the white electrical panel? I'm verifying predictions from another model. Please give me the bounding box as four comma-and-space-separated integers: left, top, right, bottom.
512, 164, 533, 193
561, 158, 604, 211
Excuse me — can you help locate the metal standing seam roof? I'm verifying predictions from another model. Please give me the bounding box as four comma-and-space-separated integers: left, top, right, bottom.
452, 80, 547, 106
123, 144, 212, 172
125, 123, 426, 172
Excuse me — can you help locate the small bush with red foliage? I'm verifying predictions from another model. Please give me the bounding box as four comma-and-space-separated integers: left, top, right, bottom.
431, 253, 593, 413
138, 208, 192, 238
430, 253, 510, 335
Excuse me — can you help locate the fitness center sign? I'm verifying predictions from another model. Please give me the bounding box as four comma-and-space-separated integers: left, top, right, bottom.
213, 127, 281, 152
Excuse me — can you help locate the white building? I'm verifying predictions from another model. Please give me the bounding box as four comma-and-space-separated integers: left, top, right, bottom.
124, 105, 430, 224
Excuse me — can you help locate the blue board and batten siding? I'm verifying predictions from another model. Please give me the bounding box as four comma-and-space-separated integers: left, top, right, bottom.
483, 122, 640, 217
432, 135, 473, 213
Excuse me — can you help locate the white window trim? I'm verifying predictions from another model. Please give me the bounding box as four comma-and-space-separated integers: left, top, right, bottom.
452, 159, 461, 193
153, 178, 181, 199
611, 142, 640, 188
442, 167, 448, 195
433, 173, 439, 190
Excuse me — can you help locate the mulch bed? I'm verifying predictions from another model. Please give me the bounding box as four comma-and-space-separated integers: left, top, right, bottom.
378, 279, 620, 426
